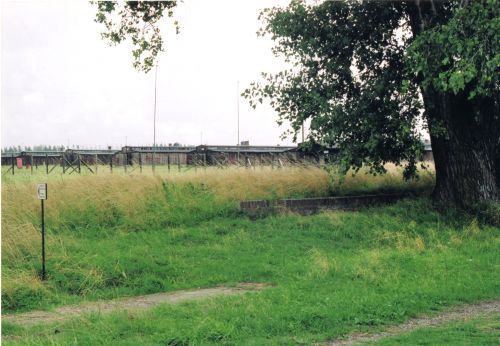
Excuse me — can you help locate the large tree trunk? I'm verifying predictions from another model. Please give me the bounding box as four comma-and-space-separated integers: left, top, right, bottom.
496, 145, 500, 186
423, 91, 498, 209
407, 1, 498, 209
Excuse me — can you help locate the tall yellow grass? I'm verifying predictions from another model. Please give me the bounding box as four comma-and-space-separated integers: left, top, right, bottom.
1, 164, 435, 263
2, 175, 154, 261
1, 167, 328, 262
164, 166, 331, 201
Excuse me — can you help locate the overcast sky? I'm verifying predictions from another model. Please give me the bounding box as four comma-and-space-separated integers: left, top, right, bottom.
1, 0, 294, 149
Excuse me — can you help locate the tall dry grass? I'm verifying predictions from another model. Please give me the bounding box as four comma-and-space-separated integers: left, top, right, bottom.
2, 175, 165, 262
1, 164, 435, 264
1, 167, 328, 262
164, 166, 331, 201
333, 162, 435, 195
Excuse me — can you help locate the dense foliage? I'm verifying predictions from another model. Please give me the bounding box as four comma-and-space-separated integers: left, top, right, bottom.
245, 1, 427, 178
244, 0, 499, 207
408, 0, 499, 100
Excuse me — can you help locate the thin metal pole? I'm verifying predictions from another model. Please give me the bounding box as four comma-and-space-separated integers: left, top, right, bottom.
153, 64, 158, 175
237, 81, 240, 164
11, 154, 14, 175
30, 155, 33, 174
41, 199, 46, 280
45, 154, 49, 175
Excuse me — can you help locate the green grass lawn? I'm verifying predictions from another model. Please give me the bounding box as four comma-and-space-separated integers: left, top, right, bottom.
373, 313, 500, 345
2, 194, 499, 345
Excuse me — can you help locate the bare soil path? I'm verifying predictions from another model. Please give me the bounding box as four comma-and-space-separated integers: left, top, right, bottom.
2, 282, 267, 327
324, 300, 500, 346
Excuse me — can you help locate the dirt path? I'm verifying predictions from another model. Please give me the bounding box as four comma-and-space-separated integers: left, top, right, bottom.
324, 300, 500, 346
2, 282, 267, 327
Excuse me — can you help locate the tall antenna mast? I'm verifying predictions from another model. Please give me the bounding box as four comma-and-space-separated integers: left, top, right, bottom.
237, 80, 240, 163
152, 63, 158, 174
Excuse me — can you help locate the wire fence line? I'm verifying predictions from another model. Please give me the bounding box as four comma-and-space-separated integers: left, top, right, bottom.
1, 146, 337, 176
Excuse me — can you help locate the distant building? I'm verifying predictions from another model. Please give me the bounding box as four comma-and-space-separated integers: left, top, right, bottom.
1, 140, 435, 167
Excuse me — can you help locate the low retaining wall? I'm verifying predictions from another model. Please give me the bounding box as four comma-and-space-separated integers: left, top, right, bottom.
240, 193, 408, 216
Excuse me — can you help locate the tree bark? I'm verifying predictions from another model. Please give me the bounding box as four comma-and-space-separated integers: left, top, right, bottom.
496, 145, 500, 186
422, 90, 498, 209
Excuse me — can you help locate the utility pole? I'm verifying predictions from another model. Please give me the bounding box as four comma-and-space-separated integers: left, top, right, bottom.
152, 63, 158, 174
237, 80, 240, 164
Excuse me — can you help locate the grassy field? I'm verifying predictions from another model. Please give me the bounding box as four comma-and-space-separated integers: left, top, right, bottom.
1, 164, 499, 344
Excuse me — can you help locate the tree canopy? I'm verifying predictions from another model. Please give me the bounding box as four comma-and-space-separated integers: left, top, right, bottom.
408, 0, 499, 100
93, 1, 178, 72
245, 1, 429, 178
244, 0, 498, 208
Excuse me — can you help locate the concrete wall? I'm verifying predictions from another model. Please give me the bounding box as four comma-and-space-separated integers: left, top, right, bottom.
240, 194, 408, 216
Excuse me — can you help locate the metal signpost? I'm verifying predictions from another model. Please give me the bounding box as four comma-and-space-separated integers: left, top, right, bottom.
37, 183, 47, 280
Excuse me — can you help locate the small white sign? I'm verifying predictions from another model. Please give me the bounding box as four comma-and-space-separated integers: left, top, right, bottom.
37, 183, 47, 200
